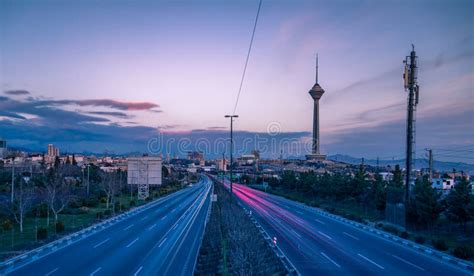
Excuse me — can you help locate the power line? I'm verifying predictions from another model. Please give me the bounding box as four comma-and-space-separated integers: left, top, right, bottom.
433, 145, 474, 151
232, 0, 263, 115
433, 148, 474, 153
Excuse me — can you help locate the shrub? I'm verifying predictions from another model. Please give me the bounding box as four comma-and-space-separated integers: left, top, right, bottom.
68, 199, 82, 209
37, 227, 48, 240
100, 197, 107, 204
103, 209, 112, 217
399, 231, 410, 239
62, 208, 87, 215
453, 245, 474, 260
381, 224, 399, 235
130, 200, 136, 207
86, 197, 99, 207
414, 236, 425, 244
114, 201, 121, 211
96, 211, 104, 219
2, 219, 12, 231
56, 221, 65, 233
432, 239, 448, 251
39, 204, 49, 218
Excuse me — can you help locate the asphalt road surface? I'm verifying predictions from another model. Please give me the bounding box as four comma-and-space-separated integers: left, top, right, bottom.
229, 182, 471, 276
7, 176, 212, 276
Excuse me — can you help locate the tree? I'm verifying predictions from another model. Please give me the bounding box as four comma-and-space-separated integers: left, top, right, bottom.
410, 176, 443, 231
100, 171, 119, 210
372, 173, 387, 212
387, 165, 404, 203
281, 170, 297, 191
11, 179, 35, 233
54, 156, 60, 169
352, 164, 368, 202
72, 154, 77, 166
44, 167, 74, 225
446, 177, 473, 234
65, 156, 71, 165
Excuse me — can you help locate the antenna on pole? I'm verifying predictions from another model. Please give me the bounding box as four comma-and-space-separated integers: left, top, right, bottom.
315, 53, 319, 83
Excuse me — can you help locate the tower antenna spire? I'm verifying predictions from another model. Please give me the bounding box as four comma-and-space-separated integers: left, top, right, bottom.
315, 53, 319, 83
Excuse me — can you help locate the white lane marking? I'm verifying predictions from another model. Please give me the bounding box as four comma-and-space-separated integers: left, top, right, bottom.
158, 237, 168, 248
296, 210, 303, 215
45, 267, 59, 276
318, 231, 332, 240
140, 215, 149, 221
161, 215, 167, 221
123, 224, 134, 231
90, 267, 102, 276
358, 253, 385, 270
155, 209, 161, 213
134, 266, 143, 276
172, 223, 179, 230
315, 219, 326, 225
93, 238, 110, 248
291, 229, 302, 239
391, 254, 425, 271
321, 252, 341, 268
126, 238, 139, 248
343, 232, 360, 241
171, 208, 176, 213
147, 223, 157, 231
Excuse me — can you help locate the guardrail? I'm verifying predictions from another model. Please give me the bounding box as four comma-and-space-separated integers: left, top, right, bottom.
262, 189, 474, 273
207, 174, 298, 275
0, 184, 193, 275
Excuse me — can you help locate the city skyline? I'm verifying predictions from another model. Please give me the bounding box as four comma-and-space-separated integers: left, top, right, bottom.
1, 0, 473, 162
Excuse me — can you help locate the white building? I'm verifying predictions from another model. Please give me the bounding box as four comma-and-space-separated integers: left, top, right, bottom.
432, 178, 455, 190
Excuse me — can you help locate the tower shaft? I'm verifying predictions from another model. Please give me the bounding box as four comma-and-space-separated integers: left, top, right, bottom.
312, 99, 320, 154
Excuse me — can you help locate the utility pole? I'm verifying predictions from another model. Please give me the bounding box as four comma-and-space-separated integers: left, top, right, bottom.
87, 164, 90, 197
403, 44, 419, 204
225, 115, 238, 196
11, 158, 14, 203
222, 152, 225, 184
426, 148, 433, 183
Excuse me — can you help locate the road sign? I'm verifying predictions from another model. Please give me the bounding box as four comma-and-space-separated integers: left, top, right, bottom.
263, 182, 268, 192
127, 157, 162, 200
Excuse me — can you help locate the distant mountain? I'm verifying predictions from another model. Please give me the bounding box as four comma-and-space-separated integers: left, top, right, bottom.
328, 154, 474, 175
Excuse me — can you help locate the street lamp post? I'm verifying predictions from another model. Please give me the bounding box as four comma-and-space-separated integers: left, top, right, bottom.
87, 164, 90, 197
225, 115, 238, 196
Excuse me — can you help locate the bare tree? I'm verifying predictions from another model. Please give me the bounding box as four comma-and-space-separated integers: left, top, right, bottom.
100, 171, 119, 210
9, 179, 36, 233
44, 168, 74, 225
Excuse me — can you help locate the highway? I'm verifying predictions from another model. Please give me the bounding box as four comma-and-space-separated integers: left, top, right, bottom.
228, 182, 471, 276
6, 176, 212, 276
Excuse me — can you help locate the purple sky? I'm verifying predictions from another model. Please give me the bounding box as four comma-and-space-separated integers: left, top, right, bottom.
0, 0, 473, 162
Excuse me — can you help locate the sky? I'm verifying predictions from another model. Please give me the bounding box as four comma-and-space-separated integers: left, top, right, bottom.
0, 0, 473, 162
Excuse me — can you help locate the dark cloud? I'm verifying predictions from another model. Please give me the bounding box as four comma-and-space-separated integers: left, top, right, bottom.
207, 126, 226, 130
51, 99, 160, 111
0, 96, 110, 127
4, 90, 30, 95
0, 110, 26, 120
87, 111, 130, 119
